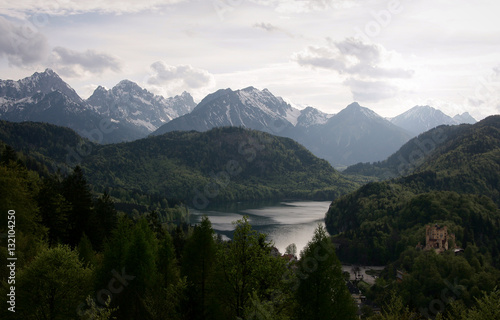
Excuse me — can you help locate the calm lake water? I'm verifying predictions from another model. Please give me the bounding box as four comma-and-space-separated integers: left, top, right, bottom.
189, 200, 332, 255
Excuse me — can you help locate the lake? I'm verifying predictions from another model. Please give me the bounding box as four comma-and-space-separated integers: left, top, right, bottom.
189, 200, 332, 255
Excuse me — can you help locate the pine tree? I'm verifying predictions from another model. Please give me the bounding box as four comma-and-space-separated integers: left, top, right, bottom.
296, 225, 357, 320
215, 216, 288, 319
89, 191, 118, 250
120, 219, 158, 319
182, 215, 216, 319
62, 166, 93, 247
37, 177, 71, 246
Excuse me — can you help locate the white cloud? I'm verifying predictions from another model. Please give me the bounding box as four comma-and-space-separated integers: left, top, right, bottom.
294, 38, 413, 79
0, 0, 188, 18
253, 22, 296, 38
250, 0, 360, 13
253, 22, 280, 32
0, 16, 49, 66
50, 46, 122, 77
293, 37, 414, 103
462, 65, 500, 118
145, 61, 215, 99
344, 78, 398, 102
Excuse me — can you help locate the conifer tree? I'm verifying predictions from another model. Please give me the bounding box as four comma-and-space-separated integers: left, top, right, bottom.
215, 216, 287, 319
62, 166, 93, 246
37, 177, 71, 246
182, 216, 216, 319
120, 218, 158, 319
296, 225, 357, 320
90, 191, 118, 250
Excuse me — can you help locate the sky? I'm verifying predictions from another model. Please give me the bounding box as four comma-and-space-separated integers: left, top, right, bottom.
0, 0, 499, 119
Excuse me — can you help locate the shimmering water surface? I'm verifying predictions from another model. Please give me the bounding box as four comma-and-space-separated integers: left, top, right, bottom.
189, 201, 331, 255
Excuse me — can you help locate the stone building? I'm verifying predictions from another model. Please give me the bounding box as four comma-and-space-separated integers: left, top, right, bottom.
425, 224, 455, 253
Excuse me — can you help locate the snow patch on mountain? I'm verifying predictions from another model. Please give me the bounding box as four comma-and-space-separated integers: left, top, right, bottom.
285, 107, 301, 126
86, 80, 196, 133
390, 105, 464, 135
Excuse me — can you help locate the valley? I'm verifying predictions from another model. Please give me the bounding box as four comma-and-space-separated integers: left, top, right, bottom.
0, 70, 498, 319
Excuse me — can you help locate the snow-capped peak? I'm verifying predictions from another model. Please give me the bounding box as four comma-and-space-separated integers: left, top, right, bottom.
391, 105, 470, 135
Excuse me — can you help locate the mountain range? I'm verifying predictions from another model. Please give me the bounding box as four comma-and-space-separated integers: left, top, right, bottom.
326, 115, 500, 265
0, 69, 477, 166
151, 87, 414, 166
87, 80, 195, 136
0, 69, 195, 143
389, 105, 476, 135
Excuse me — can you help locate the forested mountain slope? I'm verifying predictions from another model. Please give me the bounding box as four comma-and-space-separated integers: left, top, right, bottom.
326, 115, 500, 265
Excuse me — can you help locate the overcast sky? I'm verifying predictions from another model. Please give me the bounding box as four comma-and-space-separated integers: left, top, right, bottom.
1, 0, 499, 119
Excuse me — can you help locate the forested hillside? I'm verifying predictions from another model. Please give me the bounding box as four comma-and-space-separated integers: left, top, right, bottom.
0, 121, 358, 207
83, 127, 357, 206
326, 116, 500, 263
325, 116, 500, 315
0, 147, 358, 319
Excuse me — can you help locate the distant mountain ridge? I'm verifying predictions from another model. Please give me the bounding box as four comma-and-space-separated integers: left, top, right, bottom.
86, 80, 195, 136
153, 90, 413, 167
453, 112, 476, 124
0, 69, 196, 143
288, 102, 413, 167
390, 105, 476, 135
0, 70, 479, 167
0, 68, 83, 104
152, 86, 305, 135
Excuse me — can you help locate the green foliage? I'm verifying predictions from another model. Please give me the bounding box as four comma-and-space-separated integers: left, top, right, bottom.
0, 161, 47, 272
78, 233, 97, 267
181, 216, 216, 319
62, 165, 94, 246
326, 116, 500, 315
296, 225, 357, 320
213, 216, 289, 319
90, 191, 118, 250
344, 124, 468, 179
0, 120, 94, 174
372, 248, 500, 315
444, 287, 500, 320
79, 296, 118, 320
13, 245, 93, 320
0, 121, 359, 204
37, 176, 71, 246
367, 291, 420, 320
345, 116, 500, 205
327, 185, 500, 266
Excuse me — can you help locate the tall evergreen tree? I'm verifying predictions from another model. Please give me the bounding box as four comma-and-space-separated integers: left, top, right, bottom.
144, 231, 184, 320
89, 191, 118, 250
182, 216, 216, 319
296, 225, 357, 320
94, 215, 134, 316
62, 166, 93, 247
215, 216, 287, 319
120, 219, 158, 319
0, 145, 18, 165
37, 177, 71, 246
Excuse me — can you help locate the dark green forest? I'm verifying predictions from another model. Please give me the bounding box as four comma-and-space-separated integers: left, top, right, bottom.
1, 116, 499, 319
0, 121, 358, 209
0, 147, 358, 319
325, 116, 500, 316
